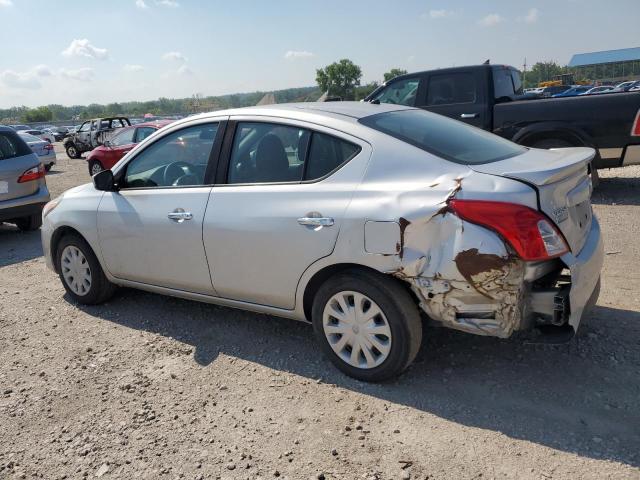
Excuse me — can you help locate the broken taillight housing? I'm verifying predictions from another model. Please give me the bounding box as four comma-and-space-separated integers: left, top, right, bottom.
448, 199, 569, 261
17, 164, 45, 183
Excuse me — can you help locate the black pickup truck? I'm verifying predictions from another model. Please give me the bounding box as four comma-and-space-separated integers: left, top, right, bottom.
365, 64, 640, 169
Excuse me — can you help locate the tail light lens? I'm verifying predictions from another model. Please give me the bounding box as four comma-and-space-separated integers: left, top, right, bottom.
44, 143, 54, 151
17, 164, 45, 183
448, 199, 569, 261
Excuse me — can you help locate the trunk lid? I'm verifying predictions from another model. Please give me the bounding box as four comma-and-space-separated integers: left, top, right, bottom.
0, 153, 41, 202
471, 147, 595, 255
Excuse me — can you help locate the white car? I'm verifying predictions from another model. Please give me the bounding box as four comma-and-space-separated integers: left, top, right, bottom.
21, 129, 56, 144
41, 103, 603, 381
17, 132, 56, 171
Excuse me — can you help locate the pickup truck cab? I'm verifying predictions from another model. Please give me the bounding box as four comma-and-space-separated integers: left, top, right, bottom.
366, 64, 640, 169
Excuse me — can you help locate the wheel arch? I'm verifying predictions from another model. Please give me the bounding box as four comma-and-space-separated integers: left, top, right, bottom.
301, 262, 417, 322
512, 122, 594, 148
50, 225, 91, 273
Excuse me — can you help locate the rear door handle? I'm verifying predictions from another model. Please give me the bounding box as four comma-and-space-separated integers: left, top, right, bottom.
297, 217, 334, 227
460, 113, 479, 119
168, 208, 193, 223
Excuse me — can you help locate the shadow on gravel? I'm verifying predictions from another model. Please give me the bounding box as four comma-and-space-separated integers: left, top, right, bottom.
75, 290, 640, 468
0, 224, 43, 267
592, 174, 640, 206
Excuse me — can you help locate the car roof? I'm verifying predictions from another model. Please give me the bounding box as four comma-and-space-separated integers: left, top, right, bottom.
135, 120, 174, 128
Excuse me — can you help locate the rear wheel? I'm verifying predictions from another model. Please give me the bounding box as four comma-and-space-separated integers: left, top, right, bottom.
89, 160, 104, 176
45, 163, 53, 172
14, 213, 42, 231
56, 234, 116, 304
65, 143, 80, 159
312, 269, 422, 382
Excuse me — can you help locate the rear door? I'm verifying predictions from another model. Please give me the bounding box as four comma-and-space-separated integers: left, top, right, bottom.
202, 118, 369, 309
419, 69, 489, 129
0, 131, 41, 202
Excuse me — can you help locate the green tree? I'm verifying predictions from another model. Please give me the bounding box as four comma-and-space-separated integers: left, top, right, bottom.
523, 61, 569, 88
383, 68, 407, 83
316, 59, 362, 100
22, 106, 53, 123
355, 82, 380, 100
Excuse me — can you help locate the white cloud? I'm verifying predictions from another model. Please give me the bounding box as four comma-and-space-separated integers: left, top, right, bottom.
429, 9, 454, 19
162, 51, 187, 63
284, 50, 314, 60
478, 13, 504, 27
135, 0, 148, 8
0, 0, 13, 7
156, 0, 179, 6
0, 65, 52, 90
177, 65, 193, 76
123, 64, 144, 72
59, 67, 95, 82
62, 39, 109, 60
518, 8, 539, 24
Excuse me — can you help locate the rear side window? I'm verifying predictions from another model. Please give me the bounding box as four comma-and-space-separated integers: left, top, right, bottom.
0, 132, 32, 160
360, 109, 525, 165
426, 72, 477, 106
305, 132, 360, 180
111, 128, 135, 146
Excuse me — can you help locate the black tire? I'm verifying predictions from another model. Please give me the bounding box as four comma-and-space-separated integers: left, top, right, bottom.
65, 143, 80, 159
14, 213, 42, 231
55, 233, 116, 305
45, 163, 52, 172
311, 269, 422, 382
88, 160, 104, 176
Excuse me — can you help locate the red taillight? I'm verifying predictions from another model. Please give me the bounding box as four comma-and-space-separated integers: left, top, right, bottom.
448, 199, 569, 261
17, 164, 45, 183
632, 109, 640, 136
44, 143, 54, 151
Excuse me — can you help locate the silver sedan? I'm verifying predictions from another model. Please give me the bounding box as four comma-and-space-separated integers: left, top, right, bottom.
41, 103, 603, 381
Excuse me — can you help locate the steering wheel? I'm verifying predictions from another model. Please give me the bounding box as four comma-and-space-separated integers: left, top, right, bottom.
162, 161, 194, 186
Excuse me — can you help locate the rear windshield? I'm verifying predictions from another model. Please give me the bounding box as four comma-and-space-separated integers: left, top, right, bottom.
359, 109, 525, 165
0, 131, 32, 160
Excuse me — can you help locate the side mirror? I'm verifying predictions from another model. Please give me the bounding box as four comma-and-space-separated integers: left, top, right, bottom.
93, 169, 116, 191
103, 140, 111, 147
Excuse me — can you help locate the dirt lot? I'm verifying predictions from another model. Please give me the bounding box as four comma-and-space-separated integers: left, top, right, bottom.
1, 145, 639, 480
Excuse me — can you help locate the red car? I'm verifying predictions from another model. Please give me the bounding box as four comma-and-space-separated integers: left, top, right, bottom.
85, 121, 173, 176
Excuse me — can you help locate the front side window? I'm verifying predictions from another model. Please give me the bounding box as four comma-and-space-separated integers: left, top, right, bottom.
123, 123, 218, 188
78, 122, 90, 132
426, 72, 476, 106
110, 128, 135, 147
228, 123, 309, 184
360, 109, 525, 165
371, 77, 420, 106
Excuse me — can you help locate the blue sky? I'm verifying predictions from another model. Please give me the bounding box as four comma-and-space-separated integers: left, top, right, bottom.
0, 0, 638, 108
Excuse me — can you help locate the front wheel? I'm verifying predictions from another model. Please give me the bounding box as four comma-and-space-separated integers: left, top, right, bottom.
65, 143, 80, 159
56, 234, 116, 305
312, 270, 422, 382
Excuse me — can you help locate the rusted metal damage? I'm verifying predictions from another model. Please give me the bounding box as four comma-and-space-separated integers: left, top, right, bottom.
388, 175, 526, 338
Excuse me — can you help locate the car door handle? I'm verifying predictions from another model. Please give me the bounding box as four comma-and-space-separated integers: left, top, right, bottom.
460, 113, 479, 119
167, 209, 193, 223
297, 217, 334, 227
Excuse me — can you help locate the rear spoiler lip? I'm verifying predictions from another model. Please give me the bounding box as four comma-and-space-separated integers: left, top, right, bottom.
471, 147, 595, 186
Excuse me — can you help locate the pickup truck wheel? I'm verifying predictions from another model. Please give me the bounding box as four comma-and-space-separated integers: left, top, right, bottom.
56, 234, 116, 305
89, 160, 104, 176
312, 269, 422, 382
65, 143, 80, 159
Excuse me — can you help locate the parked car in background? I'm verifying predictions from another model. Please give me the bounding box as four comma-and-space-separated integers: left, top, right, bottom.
0, 126, 50, 231
580, 86, 614, 95
17, 132, 56, 171
552, 85, 593, 97
42, 103, 603, 381
9, 124, 30, 131
21, 129, 56, 144
612, 80, 640, 92
43, 127, 68, 142
630, 85, 640, 92
85, 120, 172, 175
63, 117, 131, 159
540, 85, 572, 97
365, 64, 640, 169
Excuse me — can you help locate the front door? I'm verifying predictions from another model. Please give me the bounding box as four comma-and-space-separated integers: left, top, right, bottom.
203, 120, 369, 309
97, 121, 222, 295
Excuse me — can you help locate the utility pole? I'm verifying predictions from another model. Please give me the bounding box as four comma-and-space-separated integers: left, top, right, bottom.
523, 57, 527, 87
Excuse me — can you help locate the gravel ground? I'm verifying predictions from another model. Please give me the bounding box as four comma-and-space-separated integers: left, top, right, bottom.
1, 145, 639, 480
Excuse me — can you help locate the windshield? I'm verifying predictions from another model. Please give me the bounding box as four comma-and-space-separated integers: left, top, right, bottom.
360, 109, 526, 165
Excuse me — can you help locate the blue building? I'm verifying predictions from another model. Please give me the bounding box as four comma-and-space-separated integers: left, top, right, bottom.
568, 47, 640, 82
